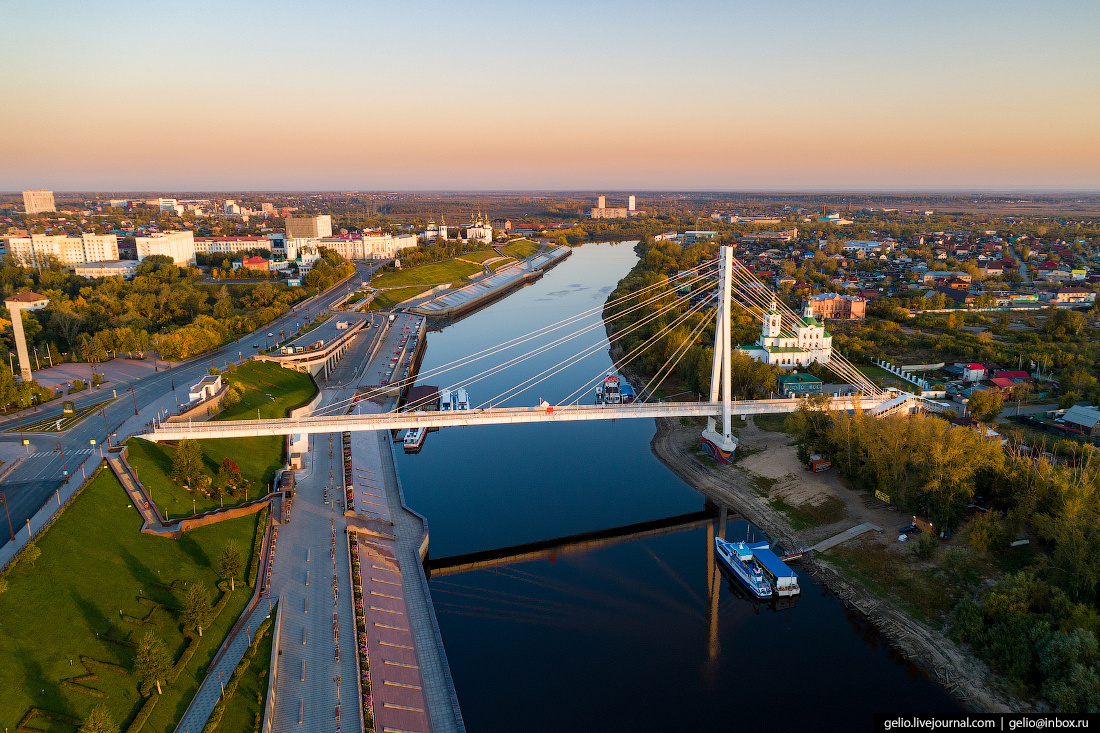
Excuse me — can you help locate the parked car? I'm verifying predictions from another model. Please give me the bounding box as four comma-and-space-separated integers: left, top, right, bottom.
899, 523, 920, 534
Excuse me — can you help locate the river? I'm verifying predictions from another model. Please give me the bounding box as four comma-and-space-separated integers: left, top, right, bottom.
395, 242, 963, 731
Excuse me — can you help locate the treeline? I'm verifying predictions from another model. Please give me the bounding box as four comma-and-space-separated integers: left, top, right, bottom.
786, 397, 1100, 710
0, 250, 353, 364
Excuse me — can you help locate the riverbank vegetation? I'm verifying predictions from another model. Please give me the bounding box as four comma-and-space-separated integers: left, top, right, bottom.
782, 395, 1100, 710
0, 466, 259, 733
605, 235, 780, 399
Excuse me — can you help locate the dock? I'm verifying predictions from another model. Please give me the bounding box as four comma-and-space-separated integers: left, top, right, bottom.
810, 522, 883, 553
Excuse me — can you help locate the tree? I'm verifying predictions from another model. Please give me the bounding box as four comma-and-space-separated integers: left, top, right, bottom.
79, 703, 120, 733
217, 541, 243, 591
0, 576, 8, 594
134, 631, 172, 695
170, 439, 204, 489
967, 389, 1004, 424
23, 542, 40, 568
181, 581, 209, 636
217, 458, 241, 493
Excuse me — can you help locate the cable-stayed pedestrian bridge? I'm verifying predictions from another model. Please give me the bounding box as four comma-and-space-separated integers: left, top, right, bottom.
140, 393, 921, 442
137, 246, 942, 453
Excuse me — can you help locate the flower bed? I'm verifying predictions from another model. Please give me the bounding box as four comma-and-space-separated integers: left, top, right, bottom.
342, 432, 354, 512
347, 530, 376, 733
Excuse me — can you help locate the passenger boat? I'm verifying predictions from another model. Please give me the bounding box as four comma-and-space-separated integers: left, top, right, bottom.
714, 537, 773, 599
403, 427, 426, 453
594, 372, 623, 404
455, 388, 470, 410
439, 388, 452, 410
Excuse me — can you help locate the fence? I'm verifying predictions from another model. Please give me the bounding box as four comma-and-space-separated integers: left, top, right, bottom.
872, 358, 932, 392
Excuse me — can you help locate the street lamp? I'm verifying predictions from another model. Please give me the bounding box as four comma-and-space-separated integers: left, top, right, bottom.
129, 383, 138, 415
55, 442, 66, 475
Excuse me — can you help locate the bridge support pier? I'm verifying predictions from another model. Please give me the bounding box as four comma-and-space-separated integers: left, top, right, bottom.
701, 245, 739, 463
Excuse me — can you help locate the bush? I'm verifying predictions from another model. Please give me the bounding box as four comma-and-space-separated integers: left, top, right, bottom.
967, 512, 1010, 552
913, 530, 938, 560
247, 506, 270, 587
92, 373, 104, 387
71, 379, 86, 393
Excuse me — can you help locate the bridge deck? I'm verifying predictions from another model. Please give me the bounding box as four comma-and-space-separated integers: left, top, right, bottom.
142, 396, 897, 441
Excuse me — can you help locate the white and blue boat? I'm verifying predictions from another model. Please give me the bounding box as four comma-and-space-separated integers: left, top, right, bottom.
715, 537, 773, 599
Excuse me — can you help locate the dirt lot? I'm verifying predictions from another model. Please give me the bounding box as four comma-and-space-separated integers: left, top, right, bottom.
651, 415, 1024, 713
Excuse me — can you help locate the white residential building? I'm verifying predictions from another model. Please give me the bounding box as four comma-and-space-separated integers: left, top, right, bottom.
135, 230, 196, 264
22, 190, 56, 214
6, 233, 120, 268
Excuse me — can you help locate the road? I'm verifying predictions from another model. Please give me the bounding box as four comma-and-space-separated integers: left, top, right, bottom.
0, 262, 377, 551
1010, 245, 1031, 283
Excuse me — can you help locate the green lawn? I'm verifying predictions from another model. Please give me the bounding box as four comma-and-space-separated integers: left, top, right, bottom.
126, 361, 316, 517
752, 413, 794, 434
370, 259, 483, 288
457, 249, 500, 264
370, 286, 432, 310
216, 619, 273, 733
0, 466, 259, 733
499, 239, 541, 259
488, 258, 517, 272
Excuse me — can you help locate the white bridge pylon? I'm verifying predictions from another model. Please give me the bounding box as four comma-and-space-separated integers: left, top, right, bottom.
701, 245, 738, 463
140, 396, 901, 443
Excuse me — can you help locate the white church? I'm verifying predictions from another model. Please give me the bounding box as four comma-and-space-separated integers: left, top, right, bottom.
738, 296, 833, 368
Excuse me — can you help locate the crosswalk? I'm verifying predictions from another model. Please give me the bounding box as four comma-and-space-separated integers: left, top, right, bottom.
24, 448, 96, 459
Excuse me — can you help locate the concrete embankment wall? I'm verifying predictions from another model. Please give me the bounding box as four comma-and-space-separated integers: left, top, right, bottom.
411, 246, 572, 320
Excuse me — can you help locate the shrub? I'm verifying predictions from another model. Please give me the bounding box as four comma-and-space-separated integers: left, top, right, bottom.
913, 530, 938, 561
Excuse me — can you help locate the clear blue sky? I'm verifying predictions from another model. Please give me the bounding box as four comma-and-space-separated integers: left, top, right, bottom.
2, 0, 1098, 190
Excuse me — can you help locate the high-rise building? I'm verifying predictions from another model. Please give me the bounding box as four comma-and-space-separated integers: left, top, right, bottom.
22, 190, 56, 214
286, 215, 333, 239
591, 194, 632, 219
628, 195, 636, 211
135, 231, 196, 264
5, 234, 120, 268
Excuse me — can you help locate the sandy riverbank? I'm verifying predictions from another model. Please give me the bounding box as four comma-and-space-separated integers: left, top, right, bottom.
649, 414, 1025, 713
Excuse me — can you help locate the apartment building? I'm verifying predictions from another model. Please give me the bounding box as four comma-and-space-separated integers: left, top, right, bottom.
6, 233, 119, 268
135, 230, 196, 264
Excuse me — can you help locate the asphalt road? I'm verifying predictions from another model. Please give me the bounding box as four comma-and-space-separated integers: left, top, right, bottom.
0, 262, 377, 550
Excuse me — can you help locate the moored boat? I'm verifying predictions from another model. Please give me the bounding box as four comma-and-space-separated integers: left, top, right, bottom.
403, 426, 426, 453
714, 537, 773, 599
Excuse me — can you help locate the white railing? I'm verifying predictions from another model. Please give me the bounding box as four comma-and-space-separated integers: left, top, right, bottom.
140, 395, 893, 442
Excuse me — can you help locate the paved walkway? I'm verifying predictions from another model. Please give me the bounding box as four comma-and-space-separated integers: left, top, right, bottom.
810, 522, 883, 553
175, 602, 276, 733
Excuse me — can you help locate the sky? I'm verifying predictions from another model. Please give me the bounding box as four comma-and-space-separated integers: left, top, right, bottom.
2, 0, 1098, 192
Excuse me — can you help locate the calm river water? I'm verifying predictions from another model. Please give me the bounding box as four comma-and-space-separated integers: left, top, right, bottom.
395, 242, 962, 731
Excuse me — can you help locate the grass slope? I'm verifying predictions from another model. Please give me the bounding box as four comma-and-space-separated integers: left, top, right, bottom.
126, 361, 316, 517
499, 239, 540, 259
370, 286, 432, 310
370, 259, 482, 288
457, 249, 500, 263
0, 466, 259, 733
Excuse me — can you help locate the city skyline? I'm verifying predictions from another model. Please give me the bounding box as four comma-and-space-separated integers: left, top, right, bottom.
2, 0, 1098, 191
